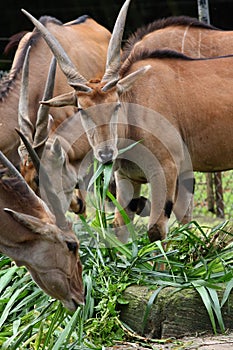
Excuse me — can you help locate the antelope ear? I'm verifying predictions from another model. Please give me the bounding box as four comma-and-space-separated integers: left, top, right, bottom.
4, 208, 54, 235
40, 91, 77, 107
69, 82, 93, 93
50, 137, 65, 163
117, 65, 151, 94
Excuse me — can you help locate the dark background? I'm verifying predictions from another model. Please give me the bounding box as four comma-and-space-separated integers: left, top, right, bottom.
1, 0, 233, 70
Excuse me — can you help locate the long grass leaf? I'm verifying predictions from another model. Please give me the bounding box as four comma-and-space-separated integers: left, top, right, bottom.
118, 140, 142, 155
87, 163, 105, 191
0, 266, 18, 293
106, 190, 138, 253
83, 274, 94, 320
52, 307, 82, 350
207, 287, 225, 332
192, 283, 217, 334
103, 163, 113, 204
0, 285, 27, 328
142, 286, 163, 333
41, 303, 65, 349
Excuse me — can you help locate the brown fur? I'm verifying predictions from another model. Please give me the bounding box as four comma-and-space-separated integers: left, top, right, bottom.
122, 16, 218, 61
120, 48, 194, 77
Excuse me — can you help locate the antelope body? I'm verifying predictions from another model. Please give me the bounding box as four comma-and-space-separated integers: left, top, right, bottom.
0, 151, 83, 311
22, 1, 233, 243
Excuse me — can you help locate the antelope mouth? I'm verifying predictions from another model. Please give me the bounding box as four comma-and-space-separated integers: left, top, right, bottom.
72, 297, 84, 308
62, 296, 84, 312
102, 159, 114, 165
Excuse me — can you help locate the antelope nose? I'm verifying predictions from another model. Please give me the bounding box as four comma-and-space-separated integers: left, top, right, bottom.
98, 149, 114, 164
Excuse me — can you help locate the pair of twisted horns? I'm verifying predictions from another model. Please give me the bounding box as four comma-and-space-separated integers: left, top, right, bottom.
21, 0, 131, 95
17, 46, 68, 229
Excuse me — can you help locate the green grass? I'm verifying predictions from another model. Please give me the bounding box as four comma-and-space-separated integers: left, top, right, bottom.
0, 163, 233, 349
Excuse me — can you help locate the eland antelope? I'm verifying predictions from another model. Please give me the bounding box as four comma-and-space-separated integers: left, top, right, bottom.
0, 150, 83, 311
0, 14, 111, 167
0, 13, 110, 215
22, 1, 233, 243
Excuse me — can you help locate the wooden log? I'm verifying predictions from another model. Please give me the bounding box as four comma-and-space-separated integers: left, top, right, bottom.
120, 285, 233, 339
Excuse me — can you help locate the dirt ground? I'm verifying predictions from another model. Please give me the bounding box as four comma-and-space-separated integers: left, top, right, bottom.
106, 331, 233, 349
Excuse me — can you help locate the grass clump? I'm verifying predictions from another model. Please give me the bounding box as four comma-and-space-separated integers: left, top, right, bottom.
0, 161, 233, 348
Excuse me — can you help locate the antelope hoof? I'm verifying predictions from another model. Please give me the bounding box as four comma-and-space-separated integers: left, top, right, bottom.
148, 224, 165, 243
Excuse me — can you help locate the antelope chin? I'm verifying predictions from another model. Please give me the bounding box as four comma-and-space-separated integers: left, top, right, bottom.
62, 296, 85, 312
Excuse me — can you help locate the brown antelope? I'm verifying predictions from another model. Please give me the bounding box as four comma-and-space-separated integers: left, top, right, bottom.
0, 13, 110, 215
17, 44, 87, 214
0, 14, 110, 168
22, 1, 233, 243
17, 15, 149, 219
0, 150, 83, 311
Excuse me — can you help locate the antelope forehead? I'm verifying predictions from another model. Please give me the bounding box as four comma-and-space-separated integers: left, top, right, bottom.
77, 88, 119, 109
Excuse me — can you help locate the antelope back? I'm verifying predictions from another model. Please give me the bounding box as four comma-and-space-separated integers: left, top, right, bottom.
122, 15, 233, 62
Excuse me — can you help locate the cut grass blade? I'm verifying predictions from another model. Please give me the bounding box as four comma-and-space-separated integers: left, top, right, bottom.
52, 307, 82, 350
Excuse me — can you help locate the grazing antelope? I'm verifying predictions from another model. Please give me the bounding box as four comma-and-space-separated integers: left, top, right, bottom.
22, 1, 233, 243
0, 14, 111, 167
17, 44, 87, 215
1, 13, 110, 215
17, 18, 149, 218
0, 150, 83, 311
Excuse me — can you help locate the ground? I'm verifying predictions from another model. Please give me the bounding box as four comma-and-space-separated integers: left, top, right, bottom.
106, 331, 233, 349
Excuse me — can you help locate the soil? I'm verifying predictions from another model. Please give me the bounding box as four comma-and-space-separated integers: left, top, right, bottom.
106, 331, 233, 349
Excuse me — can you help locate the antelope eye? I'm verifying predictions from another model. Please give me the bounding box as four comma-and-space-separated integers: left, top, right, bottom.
66, 241, 78, 254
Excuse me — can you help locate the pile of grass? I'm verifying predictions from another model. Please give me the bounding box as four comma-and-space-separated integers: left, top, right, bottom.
0, 162, 233, 349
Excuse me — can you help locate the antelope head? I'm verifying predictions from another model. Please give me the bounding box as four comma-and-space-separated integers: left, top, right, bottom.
22, 0, 151, 164
0, 151, 84, 311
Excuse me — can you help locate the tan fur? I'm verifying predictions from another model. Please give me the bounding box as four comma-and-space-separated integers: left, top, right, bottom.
123, 16, 233, 60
